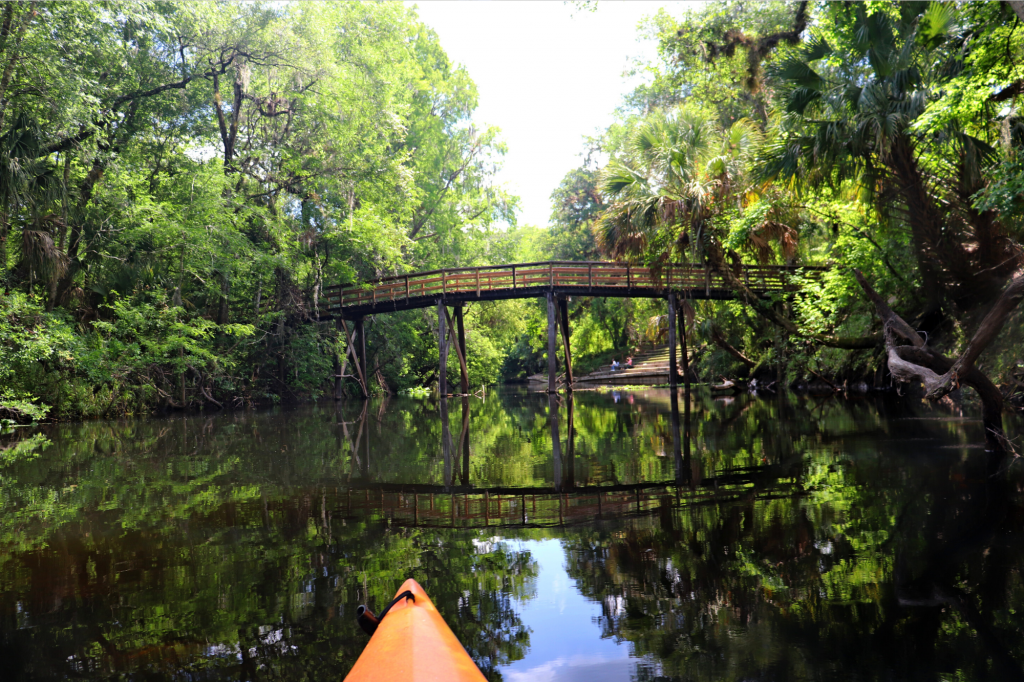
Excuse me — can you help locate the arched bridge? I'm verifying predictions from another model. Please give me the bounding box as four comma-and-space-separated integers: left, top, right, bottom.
325, 261, 823, 398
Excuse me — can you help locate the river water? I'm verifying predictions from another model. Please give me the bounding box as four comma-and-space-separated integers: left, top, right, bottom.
1, 387, 1023, 681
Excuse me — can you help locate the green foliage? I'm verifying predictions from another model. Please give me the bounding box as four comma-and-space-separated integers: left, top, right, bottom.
974, 159, 1024, 237
0, 288, 258, 418
0, 1, 520, 414
573, 0, 1024, 388
0, 433, 50, 466
540, 168, 606, 261
1, 0, 1022, 410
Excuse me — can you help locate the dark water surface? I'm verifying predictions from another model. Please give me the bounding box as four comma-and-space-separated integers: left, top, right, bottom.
2, 388, 1024, 681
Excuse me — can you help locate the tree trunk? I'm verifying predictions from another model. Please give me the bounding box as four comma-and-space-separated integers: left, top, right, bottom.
885, 135, 951, 310
854, 269, 1020, 453
0, 1, 37, 132
213, 69, 244, 173
709, 321, 755, 367
1007, 1, 1024, 23
217, 271, 230, 324
55, 159, 106, 302
0, 215, 7, 288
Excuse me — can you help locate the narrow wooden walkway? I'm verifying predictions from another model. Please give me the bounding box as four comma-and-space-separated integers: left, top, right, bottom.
327, 261, 824, 398
324, 261, 822, 318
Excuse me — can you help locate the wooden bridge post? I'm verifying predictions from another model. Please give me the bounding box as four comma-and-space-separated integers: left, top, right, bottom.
547, 292, 558, 393
679, 296, 691, 407
437, 299, 448, 397
455, 302, 469, 395
668, 292, 678, 390
558, 297, 573, 389
334, 318, 344, 400
355, 317, 369, 400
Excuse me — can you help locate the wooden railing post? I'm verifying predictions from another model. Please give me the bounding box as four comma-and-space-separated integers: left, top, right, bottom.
588, 263, 593, 290
406, 276, 410, 299
476, 269, 481, 297
626, 264, 631, 289
512, 266, 516, 289
549, 262, 554, 287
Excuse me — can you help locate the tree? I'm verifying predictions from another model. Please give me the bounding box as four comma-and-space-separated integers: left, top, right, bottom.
763, 2, 1021, 318
543, 167, 605, 261
594, 108, 761, 265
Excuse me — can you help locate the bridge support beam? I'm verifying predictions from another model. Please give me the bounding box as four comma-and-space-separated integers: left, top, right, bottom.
455, 302, 469, 394
547, 292, 558, 393
354, 317, 368, 399
334, 319, 344, 400
437, 299, 448, 397
558, 297, 573, 389
678, 296, 691, 406
668, 292, 678, 390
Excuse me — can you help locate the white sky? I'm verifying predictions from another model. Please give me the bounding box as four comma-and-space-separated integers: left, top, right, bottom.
409, 1, 699, 228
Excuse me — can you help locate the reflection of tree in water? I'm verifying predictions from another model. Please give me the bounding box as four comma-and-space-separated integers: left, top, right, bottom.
0, 408, 538, 681
559, 401, 1024, 681
0, 508, 538, 681
1, 393, 1021, 680
425, 538, 537, 680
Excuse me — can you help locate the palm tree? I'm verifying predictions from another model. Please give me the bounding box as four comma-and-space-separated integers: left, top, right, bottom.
762, 2, 1018, 314
595, 108, 867, 350
594, 109, 762, 266
0, 115, 67, 298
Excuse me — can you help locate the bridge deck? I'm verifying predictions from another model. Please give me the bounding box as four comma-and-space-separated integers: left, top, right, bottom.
324, 261, 822, 317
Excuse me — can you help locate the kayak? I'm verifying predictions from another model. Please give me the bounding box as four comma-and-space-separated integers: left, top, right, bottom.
345, 578, 487, 682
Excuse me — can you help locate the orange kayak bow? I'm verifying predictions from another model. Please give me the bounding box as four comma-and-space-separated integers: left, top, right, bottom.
345, 579, 487, 682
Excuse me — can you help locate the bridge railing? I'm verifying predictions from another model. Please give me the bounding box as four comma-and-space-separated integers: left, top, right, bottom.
324, 261, 824, 312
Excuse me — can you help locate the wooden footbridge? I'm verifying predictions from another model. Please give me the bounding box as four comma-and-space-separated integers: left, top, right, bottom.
324, 261, 822, 397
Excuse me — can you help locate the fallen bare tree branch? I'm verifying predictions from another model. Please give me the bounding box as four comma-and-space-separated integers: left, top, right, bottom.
853, 269, 1018, 452
925, 274, 1024, 401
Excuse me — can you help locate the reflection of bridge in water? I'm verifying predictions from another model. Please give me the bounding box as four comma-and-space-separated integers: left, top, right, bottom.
333, 474, 797, 530
334, 391, 794, 530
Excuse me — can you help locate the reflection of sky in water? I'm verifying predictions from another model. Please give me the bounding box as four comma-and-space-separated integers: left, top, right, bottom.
499, 539, 640, 682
